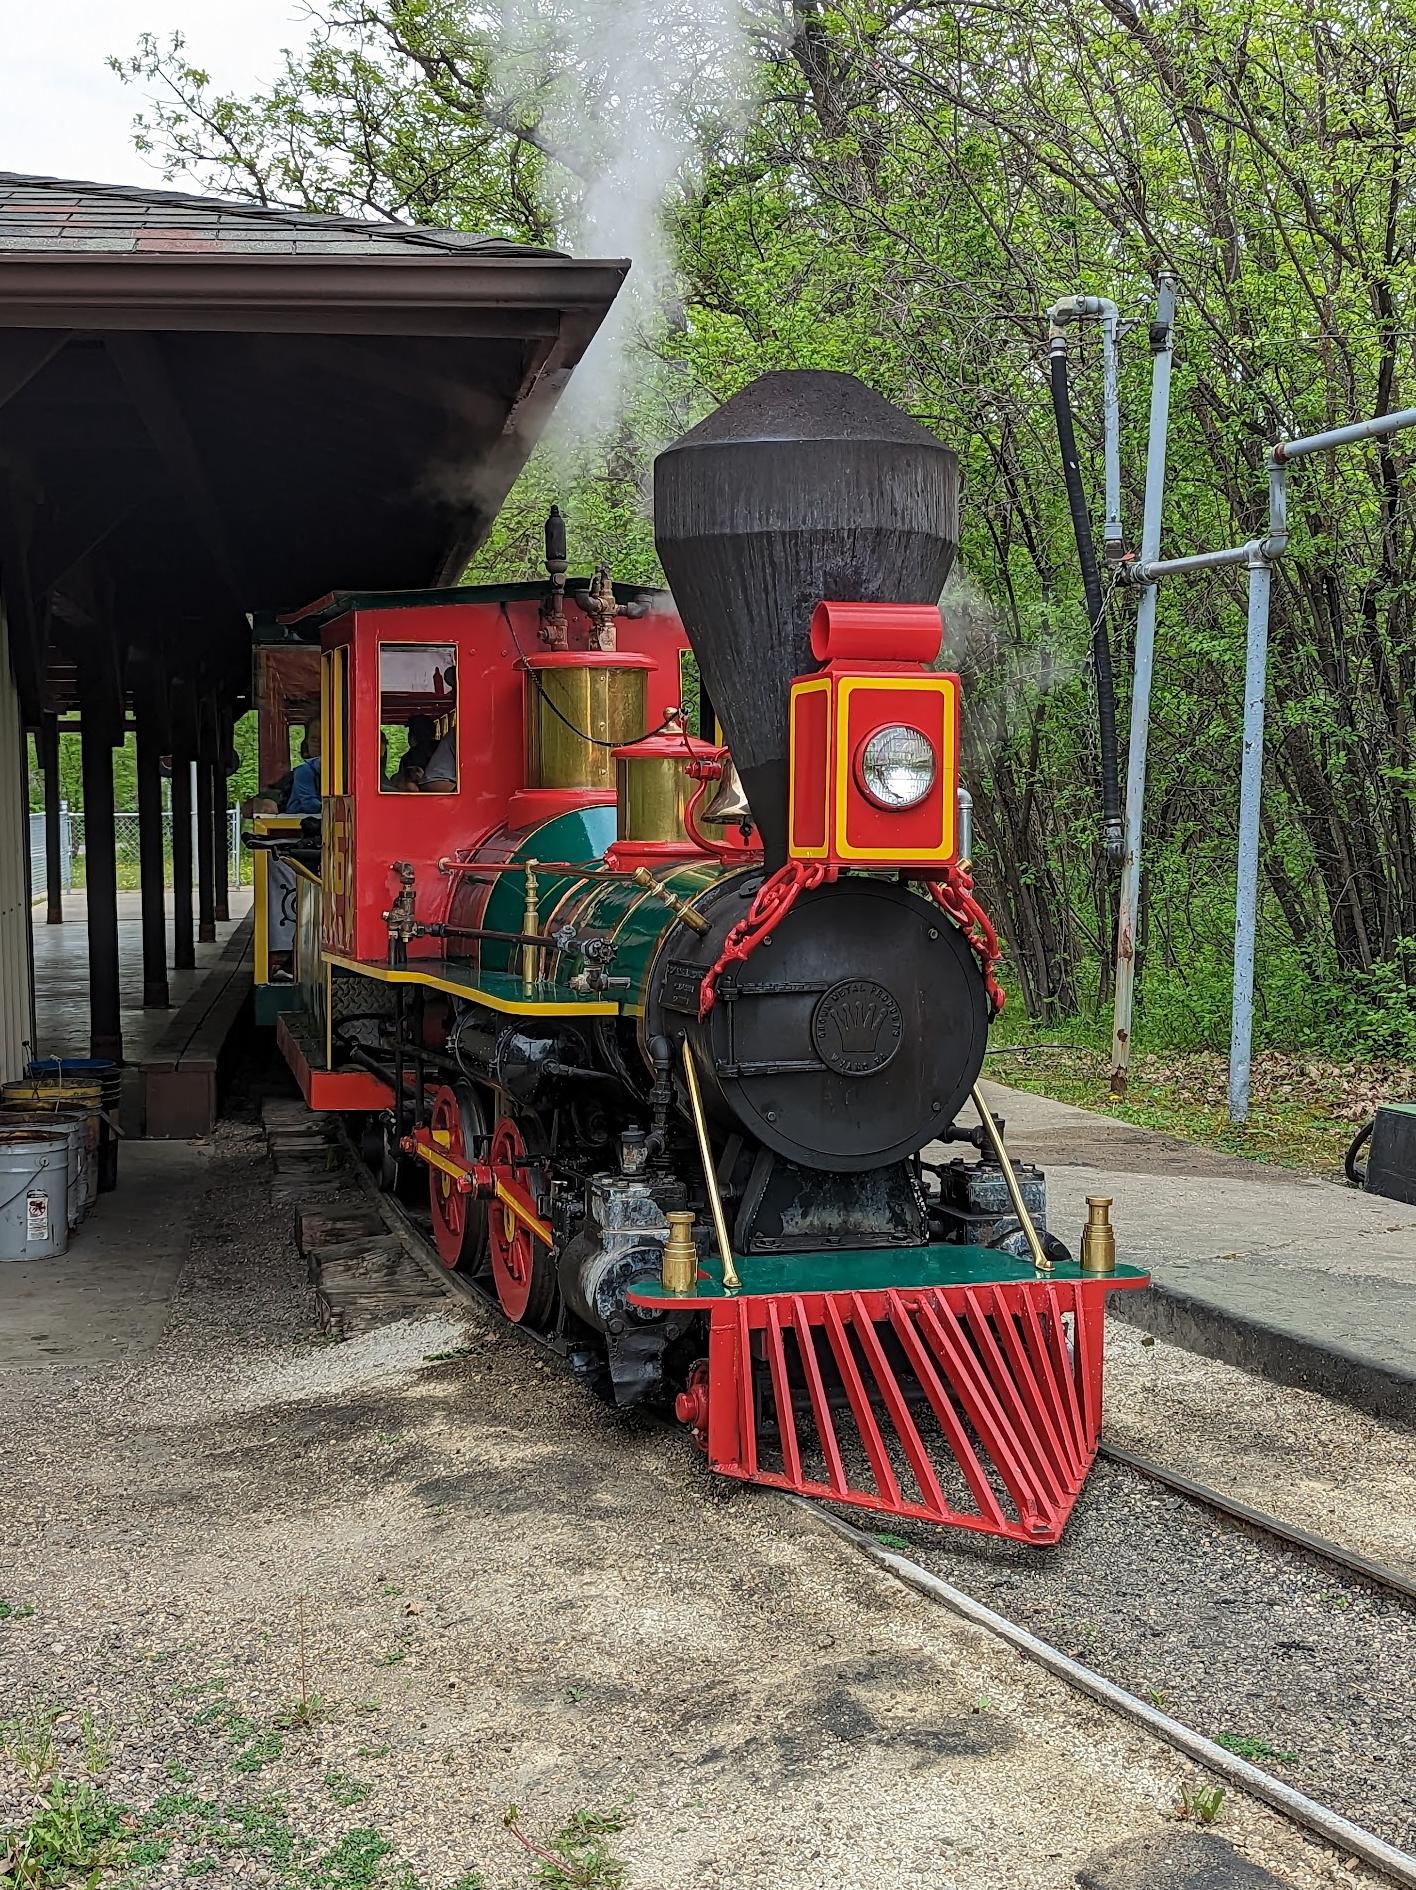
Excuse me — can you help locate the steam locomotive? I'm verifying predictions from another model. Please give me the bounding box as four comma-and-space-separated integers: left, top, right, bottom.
256, 370, 1146, 1545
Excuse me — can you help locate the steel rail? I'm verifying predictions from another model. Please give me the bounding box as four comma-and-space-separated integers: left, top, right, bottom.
341, 1131, 1416, 1612
798, 1500, 1416, 1889
331, 1130, 1416, 1877
1096, 1441, 1416, 1606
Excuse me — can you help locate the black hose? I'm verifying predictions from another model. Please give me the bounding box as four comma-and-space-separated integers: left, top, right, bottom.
1050, 340, 1123, 863
1344, 1118, 1374, 1188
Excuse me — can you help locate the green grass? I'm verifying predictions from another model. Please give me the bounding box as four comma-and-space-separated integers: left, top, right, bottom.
325, 1773, 371, 1809
1, 1708, 59, 1782
0, 1777, 131, 1885
983, 1017, 1408, 1177
3, 1779, 489, 1889
1215, 1731, 1298, 1764
1175, 1779, 1226, 1825
504, 1806, 633, 1890
0, 1600, 34, 1622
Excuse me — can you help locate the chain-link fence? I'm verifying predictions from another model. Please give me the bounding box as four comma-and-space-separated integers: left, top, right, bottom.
28, 808, 244, 895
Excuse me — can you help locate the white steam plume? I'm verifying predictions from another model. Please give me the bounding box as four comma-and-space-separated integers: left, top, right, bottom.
490, 0, 755, 437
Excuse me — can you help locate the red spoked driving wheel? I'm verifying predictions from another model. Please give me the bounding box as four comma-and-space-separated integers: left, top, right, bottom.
487, 1113, 556, 1327
427, 1083, 488, 1272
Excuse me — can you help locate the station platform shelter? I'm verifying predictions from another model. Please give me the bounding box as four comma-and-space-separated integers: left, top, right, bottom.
0, 168, 626, 1135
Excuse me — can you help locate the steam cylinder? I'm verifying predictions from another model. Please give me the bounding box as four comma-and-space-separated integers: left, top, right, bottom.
654, 371, 960, 865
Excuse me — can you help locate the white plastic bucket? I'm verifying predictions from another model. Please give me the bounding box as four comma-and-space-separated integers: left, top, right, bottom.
0, 1112, 89, 1225
0, 1130, 70, 1259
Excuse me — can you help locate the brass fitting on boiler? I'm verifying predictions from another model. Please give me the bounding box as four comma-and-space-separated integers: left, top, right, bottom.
632, 865, 710, 936
521, 862, 540, 995
1080, 1196, 1117, 1274
661, 1211, 699, 1295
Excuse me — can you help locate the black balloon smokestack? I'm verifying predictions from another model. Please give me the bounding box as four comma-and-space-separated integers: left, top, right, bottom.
654, 371, 960, 867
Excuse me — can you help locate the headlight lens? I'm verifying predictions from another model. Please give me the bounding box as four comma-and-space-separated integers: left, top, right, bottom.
857, 724, 937, 810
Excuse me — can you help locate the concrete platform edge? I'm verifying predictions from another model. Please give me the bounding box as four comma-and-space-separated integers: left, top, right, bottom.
1111, 1281, 1416, 1429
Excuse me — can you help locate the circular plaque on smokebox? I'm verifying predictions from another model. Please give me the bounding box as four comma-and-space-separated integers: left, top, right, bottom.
811, 979, 904, 1077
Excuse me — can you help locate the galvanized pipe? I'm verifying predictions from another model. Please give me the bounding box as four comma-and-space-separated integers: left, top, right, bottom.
1044, 298, 1120, 551
1110, 386, 1416, 1123
1274, 406, 1416, 462
1136, 541, 1252, 580
1227, 546, 1274, 1122
1109, 276, 1176, 1092
955, 786, 974, 863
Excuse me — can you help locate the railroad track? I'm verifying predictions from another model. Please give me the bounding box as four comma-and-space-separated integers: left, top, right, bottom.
1096, 1439, 1416, 1609
803, 1503, 1416, 1889
338, 1132, 1416, 1885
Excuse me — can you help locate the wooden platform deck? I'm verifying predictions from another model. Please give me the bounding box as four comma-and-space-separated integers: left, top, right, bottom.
142, 915, 253, 1138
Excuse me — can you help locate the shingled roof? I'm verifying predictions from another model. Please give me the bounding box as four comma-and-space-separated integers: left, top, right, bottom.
0, 171, 557, 258
0, 168, 626, 724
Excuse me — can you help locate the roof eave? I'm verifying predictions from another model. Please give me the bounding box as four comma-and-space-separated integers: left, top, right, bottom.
0, 250, 632, 338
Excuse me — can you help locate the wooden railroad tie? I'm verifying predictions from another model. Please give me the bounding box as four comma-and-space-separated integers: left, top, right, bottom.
262, 1106, 447, 1339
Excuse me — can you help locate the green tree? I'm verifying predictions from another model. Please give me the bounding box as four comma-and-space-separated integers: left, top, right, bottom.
113, 0, 1416, 1050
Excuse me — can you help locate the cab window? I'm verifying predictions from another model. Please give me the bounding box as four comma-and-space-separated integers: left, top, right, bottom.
379, 643, 457, 794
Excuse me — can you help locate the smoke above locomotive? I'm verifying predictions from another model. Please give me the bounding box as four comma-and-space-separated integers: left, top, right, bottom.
653, 370, 961, 866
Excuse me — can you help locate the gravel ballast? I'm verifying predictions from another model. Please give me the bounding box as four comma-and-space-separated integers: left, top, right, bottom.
0, 1118, 1400, 1890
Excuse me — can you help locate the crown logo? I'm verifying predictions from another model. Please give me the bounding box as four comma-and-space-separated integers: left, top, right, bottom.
829, 997, 889, 1058
812, 979, 903, 1076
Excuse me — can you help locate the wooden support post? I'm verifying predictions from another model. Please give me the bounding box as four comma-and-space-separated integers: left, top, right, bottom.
78, 682, 122, 1063
170, 754, 195, 971
40, 716, 63, 925
195, 752, 216, 943
134, 685, 169, 1009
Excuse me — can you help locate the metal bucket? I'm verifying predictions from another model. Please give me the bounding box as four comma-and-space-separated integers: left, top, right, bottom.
0, 1110, 92, 1222
0, 1130, 70, 1260
20, 1060, 120, 1191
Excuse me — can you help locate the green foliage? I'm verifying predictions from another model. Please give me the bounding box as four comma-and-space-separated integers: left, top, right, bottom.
25, 716, 260, 817
324, 1774, 371, 1809
0, 1778, 131, 1887
1175, 1780, 1226, 1825
0, 1775, 487, 1889
110, 0, 1416, 1060
503, 1806, 631, 1890
1215, 1732, 1298, 1765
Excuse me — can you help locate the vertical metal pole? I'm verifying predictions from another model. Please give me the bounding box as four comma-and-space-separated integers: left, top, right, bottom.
213, 741, 230, 924
1228, 548, 1273, 1124
78, 690, 122, 1064
1101, 307, 1123, 560
170, 756, 195, 971
41, 717, 63, 924
196, 755, 216, 943
135, 689, 170, 1010
1110, 276, 1177, 1091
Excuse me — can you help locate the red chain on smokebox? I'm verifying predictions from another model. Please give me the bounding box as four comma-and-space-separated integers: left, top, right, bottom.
698, 858, 1005, 1020
925, 862, 1006, 1016
698, 860, 836, 1017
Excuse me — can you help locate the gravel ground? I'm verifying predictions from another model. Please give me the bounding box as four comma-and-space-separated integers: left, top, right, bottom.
876, 1453, 1416, 1851
1103, 1319, 1416, 1578
0, 1116, 1397, 1890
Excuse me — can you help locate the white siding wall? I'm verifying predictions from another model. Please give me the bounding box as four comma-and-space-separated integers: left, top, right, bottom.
0, 601, 33, 1080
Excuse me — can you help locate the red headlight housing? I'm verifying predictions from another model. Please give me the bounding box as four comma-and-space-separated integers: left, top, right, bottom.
788, 603, 959, 871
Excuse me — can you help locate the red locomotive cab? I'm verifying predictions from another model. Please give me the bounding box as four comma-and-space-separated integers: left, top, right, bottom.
298, 586, 691, 977
788, 601, 961, 871
317, 613, 483, 968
